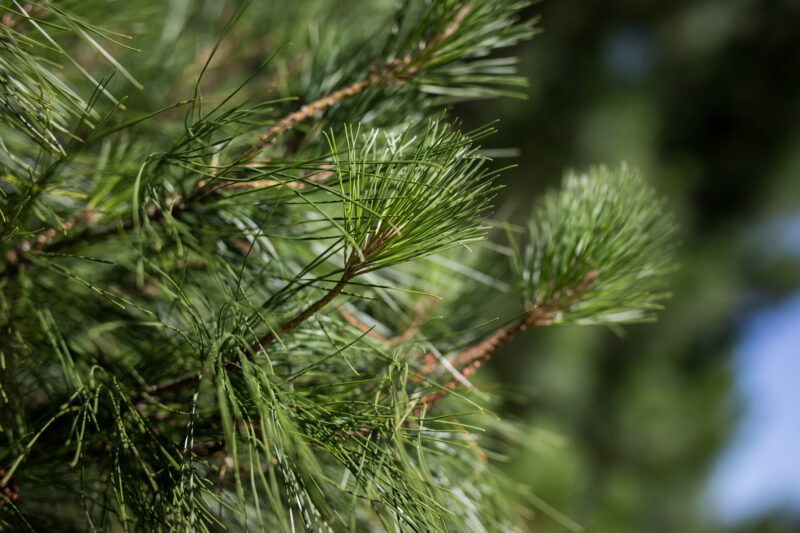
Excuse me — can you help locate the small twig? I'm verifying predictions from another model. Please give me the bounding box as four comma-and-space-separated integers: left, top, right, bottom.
390, 297, 437, 347
190, 440, 225, 457
338, 306, 392, 343
411, 313, 535, 416
246, 2, 472, 156
143, 372, 203, 398
2, 202, 184, 276
413, 271, 598, 415
144, 268, 356, 399
4, 210, 101, 268
144, 226, 397, 399
251, 77, 376, 153
249, 270, 353, 352
197, 167, 334, 196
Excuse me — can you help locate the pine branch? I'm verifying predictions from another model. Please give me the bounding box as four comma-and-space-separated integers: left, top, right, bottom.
412, 165, 676, 413
139, 121, 496, 410
414, 271, 598, 414
0, 2, 679, 530
145, 268, 355, 397
521, 164, 676, 325
0, 2, 490, 273
248, 3, 473, 154
179, 268, 593, 445
0, 164, 337, 277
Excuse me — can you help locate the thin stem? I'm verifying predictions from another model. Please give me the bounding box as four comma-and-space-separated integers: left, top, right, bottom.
0, 467, 19, 503
414, 271, 598, 414
339, 296, 437, 347
2, 200, 183, 276
143, 270, 354, 399
250, 78, 376, 153
411, 314, 531, 415
245, 3, 472, 156
249, 272, 352, 352
143, 372, 203, 397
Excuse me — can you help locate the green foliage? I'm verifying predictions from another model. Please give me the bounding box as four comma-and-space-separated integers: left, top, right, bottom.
0, 0, 142, 154
386, 0, 535, 100
331, 121, 497, 274
518, 164, 676, 325
0, 1, 675, 531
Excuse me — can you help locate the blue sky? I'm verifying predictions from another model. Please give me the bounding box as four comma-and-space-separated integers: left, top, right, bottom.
706, 211, 800, 523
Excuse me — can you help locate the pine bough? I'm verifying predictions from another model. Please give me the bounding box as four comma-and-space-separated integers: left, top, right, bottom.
0, 1, 675, 531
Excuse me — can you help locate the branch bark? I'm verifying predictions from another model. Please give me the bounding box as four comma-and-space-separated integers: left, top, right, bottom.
144, 270, 354, 398
413, 271, 598, 415
249, 272, 353, 352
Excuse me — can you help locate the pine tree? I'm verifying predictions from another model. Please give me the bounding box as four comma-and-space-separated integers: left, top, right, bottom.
0, 1, 675, 531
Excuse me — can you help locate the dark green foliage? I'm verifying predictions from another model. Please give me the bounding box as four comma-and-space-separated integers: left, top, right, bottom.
0, 1, 675, 531
330, 121, 498, 273
519, 165, 676, 326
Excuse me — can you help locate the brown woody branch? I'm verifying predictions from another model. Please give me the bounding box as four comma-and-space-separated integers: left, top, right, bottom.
143, 238, 380, 398
412, 271, 598, 415
3, 209, 101, 270
142, 274, 353, 398
144, 222, 403, 399
247, 3, 472, 156
249, 270, 354, 353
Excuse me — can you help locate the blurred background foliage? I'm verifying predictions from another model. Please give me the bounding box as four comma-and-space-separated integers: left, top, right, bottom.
455, 0, 800, 531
